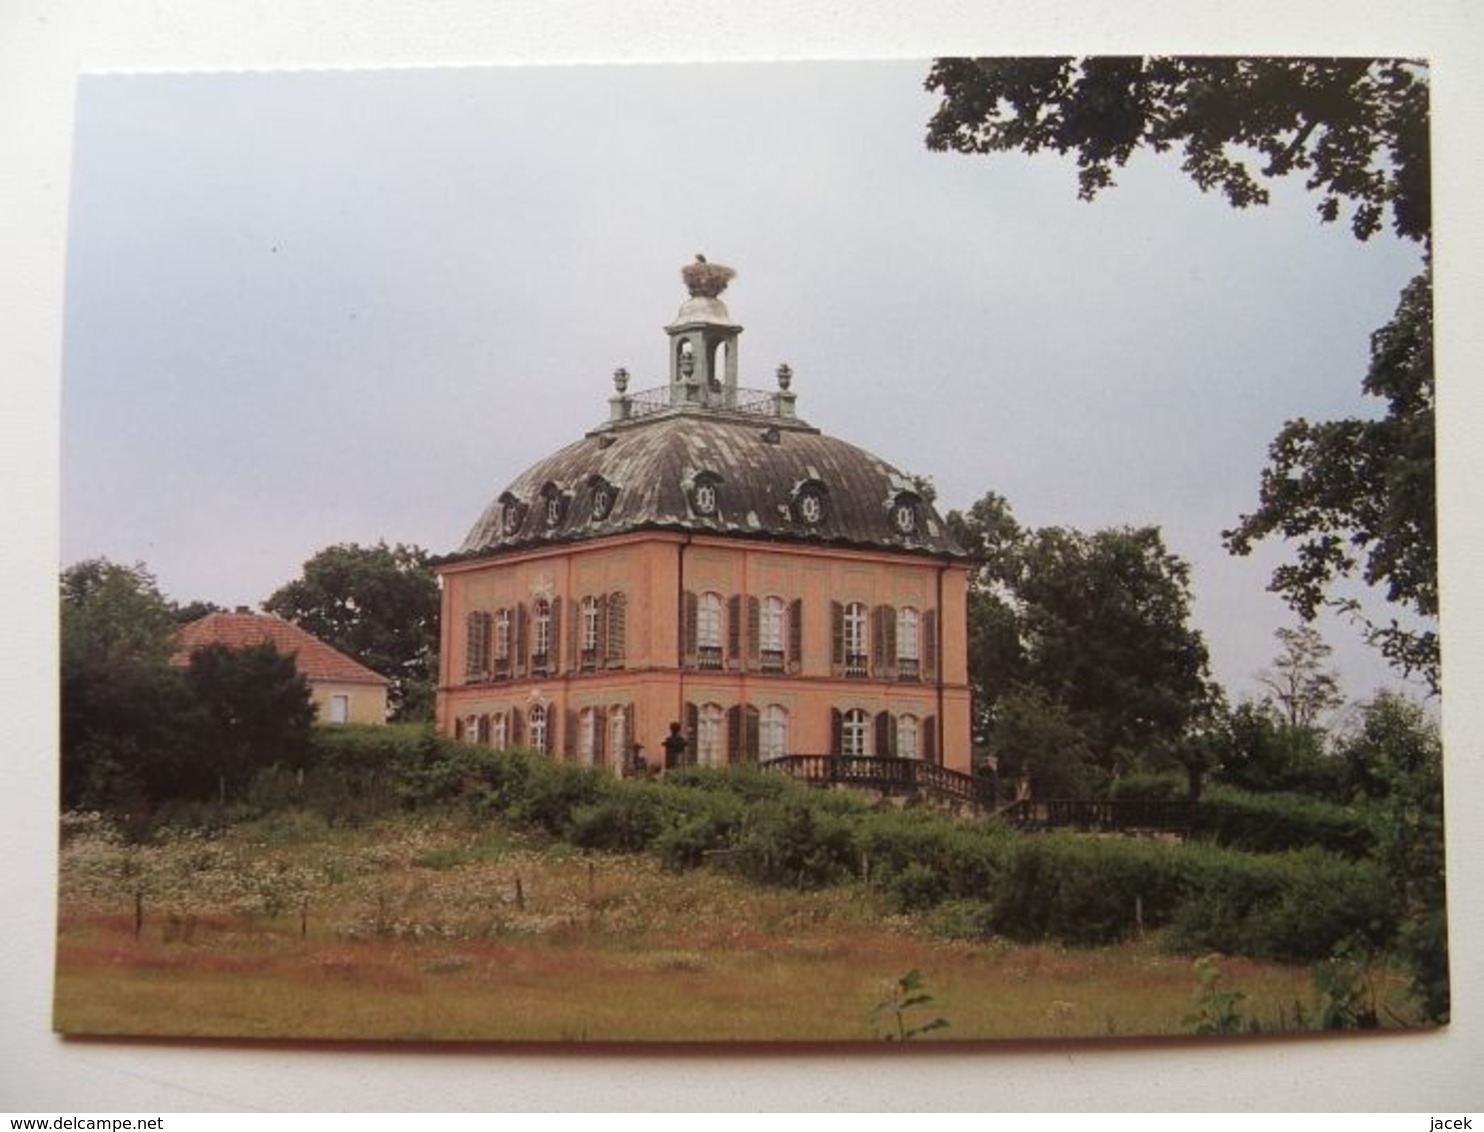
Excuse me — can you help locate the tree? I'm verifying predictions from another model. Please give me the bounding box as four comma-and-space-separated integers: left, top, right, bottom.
183, 642, 316, 802
924, 57, 1436, 690
924, 57, 1429, 243
264, 542, 440, 720
1225, 272, 1436, 690
60, 560, 192, 808
1257, 624, 1345, 729
947, 494, 1214, 785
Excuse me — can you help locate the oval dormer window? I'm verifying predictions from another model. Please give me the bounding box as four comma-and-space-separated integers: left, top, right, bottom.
592, 484, 614, 522
693, 481, 718, 516
892, 499, 918, 534
794, 484, 828, 526
502, 500, 523, 535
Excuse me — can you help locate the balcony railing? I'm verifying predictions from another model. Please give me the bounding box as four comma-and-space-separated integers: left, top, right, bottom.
761, 754, 996, 809
616, 384, 788, 422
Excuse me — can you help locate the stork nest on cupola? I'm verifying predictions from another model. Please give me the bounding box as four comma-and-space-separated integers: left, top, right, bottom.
681, 255, 736, 298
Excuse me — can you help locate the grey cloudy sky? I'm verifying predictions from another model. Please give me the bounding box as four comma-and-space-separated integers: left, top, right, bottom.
61, 60, 1429, 705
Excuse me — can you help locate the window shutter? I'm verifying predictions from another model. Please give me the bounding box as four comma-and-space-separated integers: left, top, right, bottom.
569, 597, 581, 672
477, 714, 490, 744
745, 704, 760, 761
788, 598, 804, 672
746, 596, 761, 668
595, 706, 607, 766
595, 593, 609, 666
684, 701, 699, 759
549, 599, 562, 672
830, 601, 844, 675
515, 604, 529, 677
882, 605, 897, 677
871, 606, 890, 677
453, 716, 465, 742
606, 592, 626, 666
923, 609, 938, 681
875, 711, 893, 758
727, 705, 742, 764
511, 706, 524, 748
830, 707, 843, 755
564, 708, 578, 758
682, 590, 699, 665
624, 703, 635, 761
923, 715, 938, 763
726, 594, 742, 668
465, 612, 488, 681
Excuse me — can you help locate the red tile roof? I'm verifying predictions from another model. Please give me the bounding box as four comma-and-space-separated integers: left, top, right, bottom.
173, 612, 389, 686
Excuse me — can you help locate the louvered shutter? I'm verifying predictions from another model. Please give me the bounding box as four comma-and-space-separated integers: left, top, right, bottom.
511, 706, 524, 748
727, 705, 741, 764
568, 597, 581, 672
623, 703, 635, 763
830, 708, 843, 755
549, 599, 562, 672
830, 601, 844, 675
923, 609, 938, 681
746, 596, 761, 669
564, 708, 578, 758
682, 590, 699, 665
923, 715, 938, 764
872, 605, 896, 678
595, 594, 609, 668
478, 714, 490, 744
875, 711, 894, 758
453, 716, 465, 742
515, 604, 529, 677
684, 701, 699, 763
788, 598, 804, 672
726, 594, 742, 669
606, 592, 626, 667
594, 706, 607, 766
745, 704, 760, 762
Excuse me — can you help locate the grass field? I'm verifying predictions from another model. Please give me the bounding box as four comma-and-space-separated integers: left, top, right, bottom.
53, 811, 1408, 1042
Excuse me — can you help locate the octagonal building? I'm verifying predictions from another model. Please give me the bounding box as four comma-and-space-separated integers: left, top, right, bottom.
436, 260, 972, 780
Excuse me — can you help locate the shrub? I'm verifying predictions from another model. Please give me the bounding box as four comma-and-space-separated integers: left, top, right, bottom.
1192, 786, 1377, 859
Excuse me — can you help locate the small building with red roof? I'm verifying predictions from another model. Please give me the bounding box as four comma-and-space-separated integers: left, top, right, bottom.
174, 609, 389, 725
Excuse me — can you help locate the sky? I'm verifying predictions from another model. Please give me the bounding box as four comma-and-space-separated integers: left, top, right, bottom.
60, 60, 1431, 707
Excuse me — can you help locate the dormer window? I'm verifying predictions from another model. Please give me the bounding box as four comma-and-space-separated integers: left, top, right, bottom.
500, 496, 525, 536
891, 494, 921, 535
590, 478, 616, 522
793, 482, 828, 526
689, 473, 722, 518
540, 483, 566, 528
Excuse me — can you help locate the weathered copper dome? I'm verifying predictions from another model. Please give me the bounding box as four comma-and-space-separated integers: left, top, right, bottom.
449, 261, 966, 563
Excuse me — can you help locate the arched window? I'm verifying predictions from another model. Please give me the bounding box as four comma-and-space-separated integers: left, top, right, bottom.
898, 714, 920, 760
897, 606, 921, 680
490, 711, 509, 750
579, 707, 600, 766
529, 703, 548, 754
760, 595, 785, 671
761, 704, 789, 760
462, 713, 480, 743
494, 608, 512, 667
844, 602, 868, 677
533, 598, 552, 669
698, 592, 724, 669
609, 706, 629, 768
842, 708, 870, 757
697, 703, 725, 766
581, 595, 602, 669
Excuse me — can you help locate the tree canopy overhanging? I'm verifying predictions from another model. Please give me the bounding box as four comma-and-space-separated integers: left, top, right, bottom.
925, 57, 1437, 691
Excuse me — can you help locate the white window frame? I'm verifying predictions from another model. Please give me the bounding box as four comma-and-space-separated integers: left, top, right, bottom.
533, 599, 552, 659
898, 606, 920, 677
582, 595, 601, 652
898, 713, 920, 760
579, 707, 599, 766
529, 703, 548, 754
494, 608, 511, 662
761, 595, 785, 655
842, 708, 870, 757
761, 704, 789, 760
844, 602, 868, 672
491, 711, 508, 750
328, 693, 350, 725
698, 703, 725, 767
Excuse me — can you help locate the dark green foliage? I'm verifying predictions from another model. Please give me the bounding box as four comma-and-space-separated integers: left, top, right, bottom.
1193, 786, 1377, 859
264, 541, 441, 720
183, 642, 316, 799
925, 58, 1430, 243
947, 496, 1214, 786
1183, 955, 1252, 1035
1225, 272, 1436, 690
1167, 846, 1395, 964
1212, 701, 1343, 796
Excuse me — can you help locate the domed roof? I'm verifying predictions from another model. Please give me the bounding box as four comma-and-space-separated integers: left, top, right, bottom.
447, 258, 966, 563
452, 410, 965, 561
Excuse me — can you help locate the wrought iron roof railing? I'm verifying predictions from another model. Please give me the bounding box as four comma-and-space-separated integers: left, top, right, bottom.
620, 384, 785, 421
